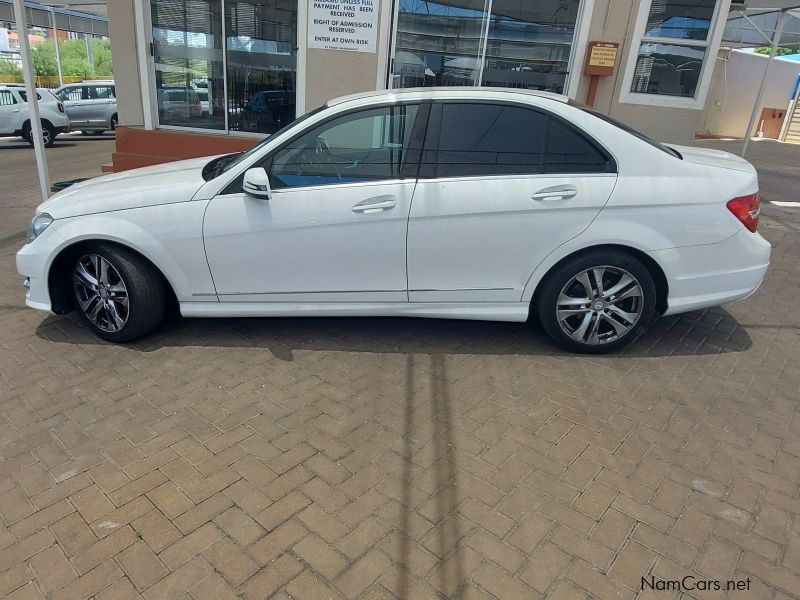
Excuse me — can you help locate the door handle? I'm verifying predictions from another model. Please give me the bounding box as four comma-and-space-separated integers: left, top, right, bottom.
532, 185, 578, 201
352, 195, 397, 213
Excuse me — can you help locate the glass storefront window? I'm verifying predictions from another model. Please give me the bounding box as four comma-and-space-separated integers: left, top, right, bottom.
151, 0, 297, 134
482, 1, 580, 93
226, 0, 297, 135
151, 0, 226, 130
392, 0, 489, 88
391, 0, 581, 94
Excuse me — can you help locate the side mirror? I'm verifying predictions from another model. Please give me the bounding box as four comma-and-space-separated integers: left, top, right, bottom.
243, 167, 272, 199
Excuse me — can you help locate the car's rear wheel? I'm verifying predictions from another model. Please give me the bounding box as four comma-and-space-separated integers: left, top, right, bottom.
536, 250, 657, 354
72, 244, 165, 342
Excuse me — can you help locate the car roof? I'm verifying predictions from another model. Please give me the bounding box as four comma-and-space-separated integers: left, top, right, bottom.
326, 87, 569, 108
0, 85, 52, 93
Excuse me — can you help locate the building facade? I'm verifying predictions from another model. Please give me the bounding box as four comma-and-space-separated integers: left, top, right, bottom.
107, 0, 735, 171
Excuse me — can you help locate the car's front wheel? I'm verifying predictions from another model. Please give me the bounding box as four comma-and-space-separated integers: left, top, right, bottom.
24, 121, 57, 147
72, 244, 166, 342
536, 250, 657, 354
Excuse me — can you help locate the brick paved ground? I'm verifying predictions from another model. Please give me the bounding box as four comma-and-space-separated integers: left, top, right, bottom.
0, 136, 799, 599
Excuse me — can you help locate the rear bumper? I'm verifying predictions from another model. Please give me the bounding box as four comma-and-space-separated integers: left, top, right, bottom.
650, 228, 771, 316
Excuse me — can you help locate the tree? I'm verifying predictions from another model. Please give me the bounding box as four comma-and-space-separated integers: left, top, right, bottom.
755, 46, 799, 56
29, 37, 114, 78
0, 59, 21, 77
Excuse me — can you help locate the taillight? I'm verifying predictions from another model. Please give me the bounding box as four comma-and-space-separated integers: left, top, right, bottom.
727, 193, 760, 233
57, 102, 65, 114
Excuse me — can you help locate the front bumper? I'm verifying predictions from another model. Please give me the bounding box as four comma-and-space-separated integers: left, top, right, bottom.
650, 228, 771, 316
16, 226, 65, 313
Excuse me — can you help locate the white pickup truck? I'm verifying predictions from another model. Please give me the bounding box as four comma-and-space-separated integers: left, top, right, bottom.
0, 84, 71, 147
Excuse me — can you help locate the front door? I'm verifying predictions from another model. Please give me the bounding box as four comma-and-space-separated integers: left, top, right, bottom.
203, 103, 426, 303
407, 102, 618, 303
60, 86, 90, 128
85, 85, 115, 126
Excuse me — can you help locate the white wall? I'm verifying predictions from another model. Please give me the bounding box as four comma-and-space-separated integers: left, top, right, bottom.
703, 50, 800, 138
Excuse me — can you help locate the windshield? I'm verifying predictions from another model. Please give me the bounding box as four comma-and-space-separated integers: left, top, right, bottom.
202, 105, 327, 181
577, 105, 682, 159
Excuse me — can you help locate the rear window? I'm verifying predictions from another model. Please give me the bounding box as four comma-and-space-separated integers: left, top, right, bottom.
431, 103, 614, 178
579, 105, 682, 159
18, 91, 43, 102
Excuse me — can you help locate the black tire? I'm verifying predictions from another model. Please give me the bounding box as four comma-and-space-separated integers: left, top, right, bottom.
110, 114, 118, 130
71, 243, 166, 343
535, 249, 657, 354
24, 121, 57, 147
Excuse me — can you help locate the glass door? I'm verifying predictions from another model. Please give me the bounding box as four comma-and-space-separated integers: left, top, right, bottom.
391, 0, 491, 88
225, 0, 298, 134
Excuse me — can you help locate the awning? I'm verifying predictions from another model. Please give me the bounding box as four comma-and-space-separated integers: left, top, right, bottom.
723, 2, 800, 155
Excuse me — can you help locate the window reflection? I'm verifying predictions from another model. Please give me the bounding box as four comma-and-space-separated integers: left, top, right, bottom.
482, 0, 579, 93
644, 0, 715, 41
392, 0, 581, 94
631, 43, 705, 97
226, 0, 297, 135
393, 0, 488, 88
151, 0, 225, 130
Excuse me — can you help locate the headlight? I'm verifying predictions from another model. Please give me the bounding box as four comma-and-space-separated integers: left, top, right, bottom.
27, 212, 53, 243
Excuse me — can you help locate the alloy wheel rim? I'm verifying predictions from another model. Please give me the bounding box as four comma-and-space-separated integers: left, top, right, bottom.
73, 254, 129, 332
42, 129, 50, 145
556, 266, 644, 345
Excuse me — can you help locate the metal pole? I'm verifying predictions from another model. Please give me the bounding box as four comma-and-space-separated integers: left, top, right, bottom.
13, 0, 50, 201
742, 10, 788, 157
85, 35, 94, 70
50, 7, 63, 87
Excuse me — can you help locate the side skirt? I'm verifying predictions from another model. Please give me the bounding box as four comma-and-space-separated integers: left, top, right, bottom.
179, 301, 529, 323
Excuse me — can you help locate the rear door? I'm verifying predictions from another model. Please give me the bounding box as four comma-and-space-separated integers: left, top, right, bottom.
407, 101, 618, 303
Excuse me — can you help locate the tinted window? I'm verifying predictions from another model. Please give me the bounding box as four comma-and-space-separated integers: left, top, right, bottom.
18, 91, 43, 102
436, 104, 546, 178
60, 87, 85, 101
432, 103, 612, 177
269, 104, 420, 189
0, 90, 16, 106
545, 118, 612, 173
92, 86, 115, 99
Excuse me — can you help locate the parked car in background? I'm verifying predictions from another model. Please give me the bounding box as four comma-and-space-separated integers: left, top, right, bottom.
195, 88, 211, 117
17, 88, 771, 352
0, 84, 70, 147
54, 81, 117, 135
157, 87, 202, 123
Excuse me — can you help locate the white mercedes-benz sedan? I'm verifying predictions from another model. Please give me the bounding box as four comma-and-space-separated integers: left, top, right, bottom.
17, 88, 771, 353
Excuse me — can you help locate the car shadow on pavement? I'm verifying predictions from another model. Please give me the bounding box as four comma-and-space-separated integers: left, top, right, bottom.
34, 306, 753, 359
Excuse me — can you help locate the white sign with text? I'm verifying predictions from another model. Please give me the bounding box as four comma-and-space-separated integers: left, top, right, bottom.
308, 0, 379, 53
